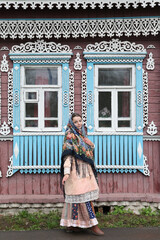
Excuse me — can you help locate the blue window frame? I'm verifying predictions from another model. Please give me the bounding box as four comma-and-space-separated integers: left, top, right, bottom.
83, 39, 149, 175
8, 40, 73, 175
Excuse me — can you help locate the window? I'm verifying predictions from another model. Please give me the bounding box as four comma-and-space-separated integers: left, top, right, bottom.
21, 66, 62, 131
95, 65, 136, 132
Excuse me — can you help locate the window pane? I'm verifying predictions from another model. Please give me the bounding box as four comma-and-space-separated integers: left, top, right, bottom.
25, 92, 37, 100
118, 121, 130, 127
26, 103, 38, 117
99, 121, 111, 127
98, 68, 131, 86
25, 68, 58, 85
118, 92, 130, 117
44, 91, 58, 118
99, 92, 111, 118
25, 120, 38, 127
45, 120, 58, 128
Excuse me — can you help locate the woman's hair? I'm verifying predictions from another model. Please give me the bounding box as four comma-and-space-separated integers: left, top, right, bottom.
71, 112, 82, 120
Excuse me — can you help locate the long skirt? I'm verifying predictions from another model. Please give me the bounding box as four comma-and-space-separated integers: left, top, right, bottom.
60, 201, 98, 228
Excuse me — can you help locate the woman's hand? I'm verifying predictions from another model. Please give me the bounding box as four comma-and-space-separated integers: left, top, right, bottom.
62, 174, 69, 185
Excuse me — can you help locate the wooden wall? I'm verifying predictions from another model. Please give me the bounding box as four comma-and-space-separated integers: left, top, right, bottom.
0, 7, 160, 203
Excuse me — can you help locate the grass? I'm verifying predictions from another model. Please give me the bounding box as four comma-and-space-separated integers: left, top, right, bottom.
0, 207, 160, 231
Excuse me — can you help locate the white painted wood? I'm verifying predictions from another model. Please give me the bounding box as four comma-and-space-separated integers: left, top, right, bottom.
20, 65, 62, 132
94, 64, 136, 132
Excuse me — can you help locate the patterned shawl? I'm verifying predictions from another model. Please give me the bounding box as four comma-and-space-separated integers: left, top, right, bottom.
60, 116, 97, 181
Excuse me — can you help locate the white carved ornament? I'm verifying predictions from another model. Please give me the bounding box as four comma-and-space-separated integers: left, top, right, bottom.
143, 70, 148, 127
69, 70, 74, 115
0, 17, 159, 40
84, 38, 145, 53
8, 69, 13, 127
0, 54, 9, 72
146, 52, 155, 70
96, 155, 150, 176
147, 121, 158, 136
9, 40, 73, 63
82, 70, 87, 126
6, 155, 13, 177
0, 1, 159, 10
0, 121, 10, 136
74, 52, 82, 70
10, 40, 72, 54
84, 39, 147, 63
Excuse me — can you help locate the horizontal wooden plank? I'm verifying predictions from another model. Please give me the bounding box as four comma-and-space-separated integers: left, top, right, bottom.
0, 193, 160, 204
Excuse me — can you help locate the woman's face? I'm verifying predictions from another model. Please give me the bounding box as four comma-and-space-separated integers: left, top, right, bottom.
72, 116, 82, 130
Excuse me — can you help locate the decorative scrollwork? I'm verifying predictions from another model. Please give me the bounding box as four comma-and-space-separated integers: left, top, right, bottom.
0, 17, 159, 40
74, 52, 82, 70
0, 121, 10, 136
137, 91, 143, 107
147, 121, 158, 136
14, 90, 19, 106
63, 91, 69, 106
6, 155, 13, 177
82, 70, 87, 126
0, 1, 159, 10
0, 54, 9, 72
143, 70, 148, 127
146, 52, 155, 70
10, 40, 72, 54
84, 39, 146, 53
69, 70, 74, 115
8, 69, 13, 127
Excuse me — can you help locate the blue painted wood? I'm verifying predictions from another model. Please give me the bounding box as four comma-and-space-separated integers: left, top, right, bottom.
107, 136, 111, 166
42, 136, 45, 166
99, 135, 102, 166
50, 136, 54, 166
62, 63, 70, 132
111, 136, 115, 165
59, 135, 63, 165
13, 63, 20, 134
120, 135, 123, 166
46, 136, 50, 166
124, 136, 128, 166
38, 136, 42, 168
137, 135, 143, 166
116, 136, 119, 165
29, 136, 32, 170
13, 136, 20, 174
103, 135, 106, 166
136, 62, 143, 133
20, 136, 24, 166
133, 136, 137, 166
94, 135, 98, 166
129, 136, 132, 166
87, 62, 94, 133
12, 134, 145, 175
24, 136, 28, 173
33, 136, 37, 166
55, 135, 58, 166
24, 136, 28, 166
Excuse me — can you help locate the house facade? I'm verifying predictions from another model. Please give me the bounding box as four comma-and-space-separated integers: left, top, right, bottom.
0, 0, 160, 213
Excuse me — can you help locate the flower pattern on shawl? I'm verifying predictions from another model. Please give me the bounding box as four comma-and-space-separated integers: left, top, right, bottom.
62, 123, 94, 162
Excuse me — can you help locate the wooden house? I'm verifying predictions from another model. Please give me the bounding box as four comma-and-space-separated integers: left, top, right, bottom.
0, 0, 160, 213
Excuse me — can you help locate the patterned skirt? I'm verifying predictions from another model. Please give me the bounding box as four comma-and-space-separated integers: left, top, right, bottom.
60, 201, 98, 228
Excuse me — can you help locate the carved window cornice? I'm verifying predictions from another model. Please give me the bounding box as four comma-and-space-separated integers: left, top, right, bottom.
0, 17, 159, 40
0, 1, 159, 10
9, 40, 73, 63
84, 39, 147, 62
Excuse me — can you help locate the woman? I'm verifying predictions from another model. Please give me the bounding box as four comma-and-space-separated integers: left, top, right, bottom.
60, 113, 104, 236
